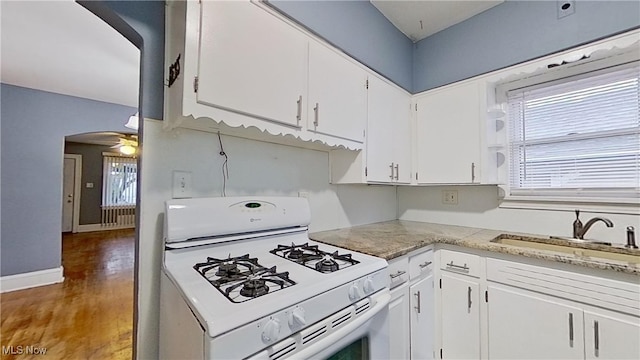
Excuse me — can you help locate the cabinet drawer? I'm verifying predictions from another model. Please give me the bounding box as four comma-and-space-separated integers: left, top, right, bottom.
440, 249, 480, 278
388, 256, 409, 289
409, 250, 434, 280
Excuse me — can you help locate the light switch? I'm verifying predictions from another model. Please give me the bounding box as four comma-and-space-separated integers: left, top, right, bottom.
86, 182, 94, 188
172, 171, 193, 199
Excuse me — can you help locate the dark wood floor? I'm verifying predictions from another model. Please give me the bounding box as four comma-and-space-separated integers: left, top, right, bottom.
1, 229, 135, 359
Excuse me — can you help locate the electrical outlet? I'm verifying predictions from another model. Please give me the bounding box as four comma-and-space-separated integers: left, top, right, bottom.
172, 171, 193, 199
442, 190, 458, 205
557, 0, 575, 19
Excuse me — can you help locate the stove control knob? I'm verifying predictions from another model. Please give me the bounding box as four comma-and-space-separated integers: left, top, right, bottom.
261, 318, 281, 343
348, 283, 364, 301
288, 307, 306, 328
363, 277, 375, 294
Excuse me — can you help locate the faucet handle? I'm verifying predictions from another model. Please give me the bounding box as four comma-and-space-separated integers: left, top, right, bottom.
575, 209, 580, 219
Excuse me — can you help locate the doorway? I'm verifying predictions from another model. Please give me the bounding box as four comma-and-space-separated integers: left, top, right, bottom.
62, 154, 82, 233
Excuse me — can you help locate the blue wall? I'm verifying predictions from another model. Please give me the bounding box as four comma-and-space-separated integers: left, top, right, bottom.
103, 0, 165, 120
413, 0, 640, 92
270, 0, 414, 91
0, 84, 136, 276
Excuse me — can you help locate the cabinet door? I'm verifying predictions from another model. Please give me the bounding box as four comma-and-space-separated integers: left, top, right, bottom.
308, 41, 367, 142
584, 310, 640, 360
416, 81, 481, 184
440, 272, 480, 360
410, 276, 434, 360
390, 285, 410, 360
366, 76, 410, 183
198, 1, 307, 127
487, 284, 584, 359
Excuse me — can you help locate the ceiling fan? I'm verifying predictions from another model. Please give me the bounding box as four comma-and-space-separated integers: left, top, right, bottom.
111, 134, 139, 155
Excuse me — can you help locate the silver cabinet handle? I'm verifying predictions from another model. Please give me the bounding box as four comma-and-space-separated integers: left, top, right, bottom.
467, 286, 472, 311
389, 270, 406, 279
594, 320, 599, 356
471, 162, 476, 182
296, 96, 302, 125
414, 291, 421, 313
446, 261, 469, 272
569, 313, 574, 347
389, 163, 395, 180
418, 261, 432, 268
394, 164, 399, 180
313, 103, 319, 127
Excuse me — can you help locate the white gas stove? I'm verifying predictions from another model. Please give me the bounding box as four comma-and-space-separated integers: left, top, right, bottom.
160, 197, 390, 360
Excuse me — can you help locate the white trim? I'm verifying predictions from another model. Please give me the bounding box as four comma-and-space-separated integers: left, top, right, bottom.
0, 266, 64, 293
499, 198, 640, 215
78, 223, 135, 232
63, 154, 82, 233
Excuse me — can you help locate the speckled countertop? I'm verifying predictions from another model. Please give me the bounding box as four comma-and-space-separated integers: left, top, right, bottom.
310, 220, 640, 275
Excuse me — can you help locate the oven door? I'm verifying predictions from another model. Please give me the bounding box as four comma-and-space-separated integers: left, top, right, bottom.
283, 289, 390, 360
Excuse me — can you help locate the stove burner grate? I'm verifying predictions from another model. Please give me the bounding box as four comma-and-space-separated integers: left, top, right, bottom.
193, 255, 295, 303
270, 243, 359, 273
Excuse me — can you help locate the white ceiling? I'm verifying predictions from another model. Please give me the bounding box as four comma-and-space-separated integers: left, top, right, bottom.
0, 0, 139, 108
371, 0, 504, 42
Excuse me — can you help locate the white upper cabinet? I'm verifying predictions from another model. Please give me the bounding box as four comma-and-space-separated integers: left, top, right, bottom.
308, 41, 368, 143
329, 75, 411, 184
165, 0, 366, 150
197, 1, 307, 128
366, 76, 412, 183
416, 80, 484, 184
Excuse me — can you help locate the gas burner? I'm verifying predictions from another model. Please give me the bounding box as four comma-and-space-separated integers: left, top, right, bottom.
193, 255, 295, 303
270, 243, 359, 273
216, 262, 240, 277
240, 279, 269, 297
315, 254, 339, 273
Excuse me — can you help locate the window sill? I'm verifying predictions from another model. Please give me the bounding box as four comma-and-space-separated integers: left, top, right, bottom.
499, 196, 640, 215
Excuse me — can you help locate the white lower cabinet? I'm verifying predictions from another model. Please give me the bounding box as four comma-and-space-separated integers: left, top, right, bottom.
390, 283, 410, 360
409, 250, 435, 360
410, 276, 434, 359
387, 250, 435, 360
485, 257, 640, 360
487, 284, 585, 359
440, 272, 481, 359
584, 310, 640, 360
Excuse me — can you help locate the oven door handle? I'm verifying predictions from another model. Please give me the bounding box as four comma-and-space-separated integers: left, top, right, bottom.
286, 291, 390, 359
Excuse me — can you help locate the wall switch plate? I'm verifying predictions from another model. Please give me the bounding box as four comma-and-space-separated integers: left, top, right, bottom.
442, 190, 458, 205
172, 171, 193, 199
86, 182, 94, 188
557, 0, 575, 19
298, 191, 310, 199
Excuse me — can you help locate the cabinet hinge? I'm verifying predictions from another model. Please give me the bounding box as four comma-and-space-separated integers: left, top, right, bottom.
366, 79, 369, 89
439, 278, 442, 289
440, 348, 443, 359
485, 290, 488, 302
193, 76, 199, 93
365, 167, 368, 177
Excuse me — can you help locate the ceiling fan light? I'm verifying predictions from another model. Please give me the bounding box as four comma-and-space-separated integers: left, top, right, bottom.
120, 144, 136, 155
125, 112, 139, 130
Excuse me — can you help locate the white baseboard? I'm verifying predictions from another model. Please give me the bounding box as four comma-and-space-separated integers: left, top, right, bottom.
77, 223, 135, 232
0, 266, 64, 293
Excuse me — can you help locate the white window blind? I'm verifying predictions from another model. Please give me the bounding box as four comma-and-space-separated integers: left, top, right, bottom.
102, 155, 137, 207
507, 63, 640, 199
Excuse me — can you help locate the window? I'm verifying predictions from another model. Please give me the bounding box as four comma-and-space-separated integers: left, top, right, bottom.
506, 62, 639, 201
102, 155, 137, 207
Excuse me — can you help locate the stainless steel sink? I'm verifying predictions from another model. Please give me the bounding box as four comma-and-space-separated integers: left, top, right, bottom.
491, 234, 640, 265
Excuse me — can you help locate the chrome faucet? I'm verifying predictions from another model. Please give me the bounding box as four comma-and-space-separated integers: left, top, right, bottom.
572, 210, 614, 239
